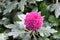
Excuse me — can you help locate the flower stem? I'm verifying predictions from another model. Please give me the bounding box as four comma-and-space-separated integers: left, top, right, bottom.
30, 31, 35, 36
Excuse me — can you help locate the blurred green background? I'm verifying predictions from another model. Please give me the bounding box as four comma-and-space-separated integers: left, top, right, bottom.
0, 0, 60, 40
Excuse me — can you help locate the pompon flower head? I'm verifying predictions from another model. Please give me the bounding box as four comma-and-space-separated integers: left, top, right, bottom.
24, 12, 43, 31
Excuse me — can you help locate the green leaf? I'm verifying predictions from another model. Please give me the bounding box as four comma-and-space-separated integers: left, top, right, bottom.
53, 30, 60, 39
17, 13, 25, 21
33, 35, 37, 40
14, 21, 26, 30
4, 24, 16, 29
18, 0, 27, 12
39, 24, 57, 37
28, 0, 36, 4
39, 2, 46, 9
0, 33, 7, 40
0, 17, 10, 25
3, 2, 17, 15
36, 0, 43, 2
0, 9, 2, 13
7, 29, 26, 38
37, 37, 42, 40
48, 15, 59, 26
39, 27, 50, 37
7, 31, 19, 38
22, 33, 31, 40
13, 12, 22, 21
50, 3, 60, 18
32, 7, 38, 12
45, 38, 50, 40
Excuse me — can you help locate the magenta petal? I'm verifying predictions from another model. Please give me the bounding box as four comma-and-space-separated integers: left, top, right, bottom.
24, 12, 43, 31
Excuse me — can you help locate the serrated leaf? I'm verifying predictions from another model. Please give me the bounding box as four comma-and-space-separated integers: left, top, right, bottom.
0, 17, 10, 25
45, 38, 50, 40
53, 34, 60, 39
33, 35, 37, 40
27, 0, 36, 4
39, 24, 57, 37
18, 0, 26, 12
0, 33, 7, 40
14, 21, 26, 30
50, 3, 60, 18
36, 0, 43, 1
4, 24, 16, 29
13, 12, 22, 21
7, 31, 19, 38
55, 7, 60, 18
17, 14, 25, 21
3, 2, 17, 15
53, 30, 60, 39
39, 32, 44, 37
39, 27, 50, 37
48, 29, 57, 33
7, 28, 26, 38
48, 15, 58, 26
22, 33, 31, 40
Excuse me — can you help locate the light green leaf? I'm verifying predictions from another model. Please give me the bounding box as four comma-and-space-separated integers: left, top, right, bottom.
33, 35, 37, 40
32, 7, 38, 12
45, 38, 50, 40
39, 27, 50, 37
13, 12, 22, 21
36, 0, 43, 1
53, 31, 60, 39
50, 3, 60, 18
18, 0, 27, 12
14, 21, 26, 30
3, 2, 17, 15
7, 28, 26, 38
28, 0, 36, 4
53, 34, 60, 39
0, 17, 10, 25
0, 33, 7, 40
0, 9, 2, 13
4, 24, 16, 29
7, 31, 19, 38
17, 14, 25, 21
48, 15, 58, 26
22, 33, 31, 40
39, 24, 57, 37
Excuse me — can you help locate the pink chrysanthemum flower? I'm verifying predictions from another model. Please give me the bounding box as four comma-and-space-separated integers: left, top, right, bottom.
24, 12, 43, 31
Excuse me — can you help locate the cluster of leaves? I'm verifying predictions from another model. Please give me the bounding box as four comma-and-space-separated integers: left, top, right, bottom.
0, 0, 60, 40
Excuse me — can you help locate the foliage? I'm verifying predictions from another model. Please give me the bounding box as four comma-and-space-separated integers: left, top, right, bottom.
0, 0, 60, 40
